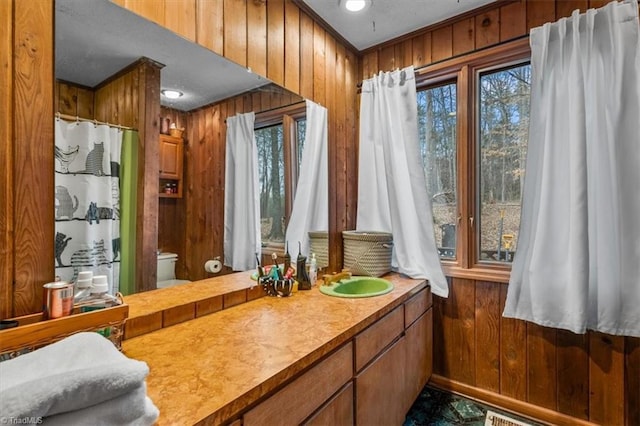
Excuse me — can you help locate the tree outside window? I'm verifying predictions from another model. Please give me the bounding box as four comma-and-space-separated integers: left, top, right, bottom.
256, 124, 285, 243
255, 109, 306, 246
417, 83, 457, 259
478, 64, 531, 263
414, 40, 531, 276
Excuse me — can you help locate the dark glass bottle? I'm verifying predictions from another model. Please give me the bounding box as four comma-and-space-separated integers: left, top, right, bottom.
284, 242, 291, 270
296, 243, 311, 290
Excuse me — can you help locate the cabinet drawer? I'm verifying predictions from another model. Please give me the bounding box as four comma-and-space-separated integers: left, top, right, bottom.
244, 342, 353, 426
404, 286, 432, 328
354, 306, 403, 372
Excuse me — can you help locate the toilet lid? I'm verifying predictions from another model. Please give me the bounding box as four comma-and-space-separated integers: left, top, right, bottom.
158, 252, 178, 261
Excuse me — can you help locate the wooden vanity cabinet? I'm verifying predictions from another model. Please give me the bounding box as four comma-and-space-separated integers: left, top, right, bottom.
241, 286, 433, 426
355, 287, 433, 425
159, 135, 183, 198
243, 343, 353, 426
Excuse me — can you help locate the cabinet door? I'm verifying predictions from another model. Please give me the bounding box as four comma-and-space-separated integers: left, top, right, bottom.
303, 382, 354, 426
355, 336, 406, 426
404, 308, 433, 413
159, 136, 182, 179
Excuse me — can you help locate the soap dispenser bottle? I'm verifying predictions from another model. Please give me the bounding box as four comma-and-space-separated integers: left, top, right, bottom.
309, 253, 317, 286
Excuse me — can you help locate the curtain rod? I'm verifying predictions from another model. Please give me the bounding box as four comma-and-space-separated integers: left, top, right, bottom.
56, 112, 136, 131
224, 100, 307, 123
356, 34, 530, 89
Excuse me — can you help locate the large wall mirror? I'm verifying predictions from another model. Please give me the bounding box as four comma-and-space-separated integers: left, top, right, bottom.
54, 0, 320, 294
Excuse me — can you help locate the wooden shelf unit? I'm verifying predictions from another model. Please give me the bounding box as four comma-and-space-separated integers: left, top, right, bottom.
159, 134, 184, 198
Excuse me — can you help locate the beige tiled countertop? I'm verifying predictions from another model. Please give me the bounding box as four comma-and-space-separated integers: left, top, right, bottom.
122, 272, 428, 425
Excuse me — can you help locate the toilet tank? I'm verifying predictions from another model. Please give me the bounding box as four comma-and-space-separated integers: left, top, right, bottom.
157, 252, 178, 282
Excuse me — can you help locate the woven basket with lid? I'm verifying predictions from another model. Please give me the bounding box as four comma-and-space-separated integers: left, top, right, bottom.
342, 231, 393, 277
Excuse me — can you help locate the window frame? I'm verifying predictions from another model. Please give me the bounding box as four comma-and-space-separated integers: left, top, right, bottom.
415, 37, 531, 283
254, 102, 306, 251
472, 59, 532, 271
415, 78, 460, 262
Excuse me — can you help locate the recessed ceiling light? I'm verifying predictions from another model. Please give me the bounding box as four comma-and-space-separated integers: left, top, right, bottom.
161, 89, 183, 99
344, 0, 368, 12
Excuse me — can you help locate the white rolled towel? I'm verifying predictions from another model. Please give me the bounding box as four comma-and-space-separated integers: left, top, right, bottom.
43, 383, 159, 426
0, 332, 150, 419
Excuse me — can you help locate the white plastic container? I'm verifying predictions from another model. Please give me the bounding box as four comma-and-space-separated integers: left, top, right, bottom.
73, 271, 94, 303
90, 275, 109, 296
76, 275, 118, 310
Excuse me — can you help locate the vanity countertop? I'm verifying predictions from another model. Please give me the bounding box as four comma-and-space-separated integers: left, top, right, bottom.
122, 273, 259, 318
121, 272, 428, 425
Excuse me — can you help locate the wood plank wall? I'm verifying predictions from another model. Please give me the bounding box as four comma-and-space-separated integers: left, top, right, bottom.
359, 1, 639, 425
433, 279, 639, 426
3, 0, 55, 317
94, 60, 163, 293
113, 0, 359, 276
55, 81, 94, 119
0, 0, 15, 319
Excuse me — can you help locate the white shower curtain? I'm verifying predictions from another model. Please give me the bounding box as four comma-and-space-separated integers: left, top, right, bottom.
224, 112, 261, 271
54, 119, 122, 294
504, 0, 640, 337
358, 66, 448, 298
285, 100, 328, 258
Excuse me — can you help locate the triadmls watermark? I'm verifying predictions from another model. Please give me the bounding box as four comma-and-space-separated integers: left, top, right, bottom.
0, 417, 43, 425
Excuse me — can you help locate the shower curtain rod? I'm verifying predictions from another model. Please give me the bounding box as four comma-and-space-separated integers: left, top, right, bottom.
56, 112, 136, 131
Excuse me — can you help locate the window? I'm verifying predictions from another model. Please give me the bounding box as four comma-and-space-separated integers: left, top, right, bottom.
416, 40, 530, 279
297, 119, 306, 176
256, 124, 285, 244
417, 83, 457, 259
478, 64, 531, 263
255, 105, 306, 246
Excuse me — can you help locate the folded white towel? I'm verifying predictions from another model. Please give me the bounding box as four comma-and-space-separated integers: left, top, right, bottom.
0, 332, 150, 419
43, 383, 159, 426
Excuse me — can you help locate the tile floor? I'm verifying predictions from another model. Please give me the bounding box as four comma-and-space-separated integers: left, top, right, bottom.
404, 385, 543, 426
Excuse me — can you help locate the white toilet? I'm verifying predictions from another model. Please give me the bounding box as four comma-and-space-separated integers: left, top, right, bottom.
157, 252, 191, 288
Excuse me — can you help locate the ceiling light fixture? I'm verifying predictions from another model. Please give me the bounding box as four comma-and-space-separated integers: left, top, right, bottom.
344, 0, 368, 12
161, 89, 183, 99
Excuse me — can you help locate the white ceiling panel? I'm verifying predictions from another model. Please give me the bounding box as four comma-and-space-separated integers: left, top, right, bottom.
300, 0, 496, 50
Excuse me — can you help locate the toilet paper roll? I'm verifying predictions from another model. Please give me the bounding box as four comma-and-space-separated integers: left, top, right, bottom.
204, 259, 222, 274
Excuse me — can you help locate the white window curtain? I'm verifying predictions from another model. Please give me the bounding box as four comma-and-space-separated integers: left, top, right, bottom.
358, 66, 448, 298
224, 112, 261, 271
504, 0, 640, 337
285, 100, 328, 258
